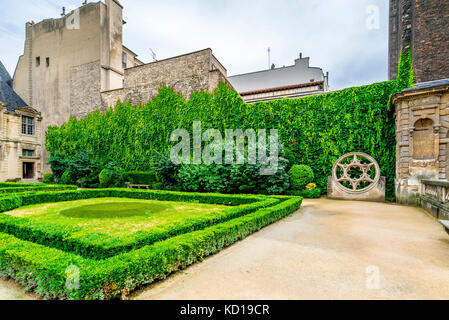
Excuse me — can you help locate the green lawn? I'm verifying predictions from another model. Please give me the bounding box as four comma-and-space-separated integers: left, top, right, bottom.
6, 198, 227, 238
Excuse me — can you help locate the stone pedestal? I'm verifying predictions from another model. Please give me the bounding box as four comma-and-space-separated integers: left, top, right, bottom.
327, 152, 386, 203
328, 176, 386, 202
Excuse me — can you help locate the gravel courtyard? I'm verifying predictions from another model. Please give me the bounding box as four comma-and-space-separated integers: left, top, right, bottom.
134, 199, 449, 300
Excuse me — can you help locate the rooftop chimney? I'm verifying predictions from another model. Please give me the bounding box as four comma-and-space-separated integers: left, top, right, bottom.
61, 7, 66, 16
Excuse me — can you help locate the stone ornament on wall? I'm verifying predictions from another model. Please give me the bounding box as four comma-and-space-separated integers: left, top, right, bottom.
328, 152, 386, 202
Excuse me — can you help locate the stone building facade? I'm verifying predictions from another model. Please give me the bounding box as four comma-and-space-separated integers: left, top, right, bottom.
101, 49, 230, 107
393, 79, 449, 204
228, 54, 329, 103
0, 62, 42, 182
12, 1, 228, 172
389, 0, 449, 83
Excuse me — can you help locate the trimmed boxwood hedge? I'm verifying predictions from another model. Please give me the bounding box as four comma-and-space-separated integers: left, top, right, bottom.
0, 184, 77, 194
287, 188, 322, 199
0, 190, 302, 299
0, 190, 279, 260
126, 171, 158, 186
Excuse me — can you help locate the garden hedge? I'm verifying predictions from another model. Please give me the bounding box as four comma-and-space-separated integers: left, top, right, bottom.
286, 188, 322, 199
0, 189, 302, 299
46, 82, 397, 197
45, 50, 414, 199
0, 184, 77, 194
126, 171, 158, 186
0, 189, 278, 260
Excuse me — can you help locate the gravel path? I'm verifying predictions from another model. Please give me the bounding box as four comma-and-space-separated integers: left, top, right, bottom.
133, 199, 449, 300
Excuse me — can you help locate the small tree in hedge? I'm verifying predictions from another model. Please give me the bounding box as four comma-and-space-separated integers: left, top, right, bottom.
288, 165, 314, 191
99, 161, 126, 188
48, 153, 68, 183
43, 173, 55, 184
151, 150, 180, 190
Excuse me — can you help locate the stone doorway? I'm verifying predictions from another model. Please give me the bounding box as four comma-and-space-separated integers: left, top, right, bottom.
22, 162, 34, 180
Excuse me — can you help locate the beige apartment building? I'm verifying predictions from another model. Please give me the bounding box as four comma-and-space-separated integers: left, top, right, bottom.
0, 61, 42, 182
228, 54, 329, 103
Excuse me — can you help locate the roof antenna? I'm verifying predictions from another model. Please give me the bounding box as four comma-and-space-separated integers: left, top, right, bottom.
150, 48, 157, 62
61, 7, 66, 16
267, 47, 271, 70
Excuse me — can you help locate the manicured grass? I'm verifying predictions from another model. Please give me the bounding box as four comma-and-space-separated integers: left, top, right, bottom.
60, 201, 167, 218
6, 198, 226, 237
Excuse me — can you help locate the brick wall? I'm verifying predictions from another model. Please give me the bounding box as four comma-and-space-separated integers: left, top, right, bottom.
413, 0, 449, 83
389, 0, 449, 82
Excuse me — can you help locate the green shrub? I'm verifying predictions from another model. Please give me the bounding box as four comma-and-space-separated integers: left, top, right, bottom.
157, 144, 290, 195
43, 173, 55, 184
47, 153, 68, 183
289, 165, 314, 191
126, 171, 157, 186
287, 188, 321, 199
99, 169, 113, 188
99, 166, 126, 188
151, 150, 179, 190
60, 170, 75, 185
152, 182, 164, 190
306, 183, 317, 191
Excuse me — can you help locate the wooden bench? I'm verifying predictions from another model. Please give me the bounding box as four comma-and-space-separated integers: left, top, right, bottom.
128, 184, 151, 190
439, 220, 449, 235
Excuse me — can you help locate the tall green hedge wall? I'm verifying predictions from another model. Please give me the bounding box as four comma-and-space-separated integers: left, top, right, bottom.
46, 80, 398, 196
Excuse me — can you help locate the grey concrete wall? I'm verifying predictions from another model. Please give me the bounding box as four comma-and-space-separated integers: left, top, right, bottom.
70, 60, 102, 119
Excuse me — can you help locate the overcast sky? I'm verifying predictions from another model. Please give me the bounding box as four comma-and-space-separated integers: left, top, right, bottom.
0, 0, 389, 90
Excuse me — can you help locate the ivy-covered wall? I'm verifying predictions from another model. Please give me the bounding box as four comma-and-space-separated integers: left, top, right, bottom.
46, 80, 399, 196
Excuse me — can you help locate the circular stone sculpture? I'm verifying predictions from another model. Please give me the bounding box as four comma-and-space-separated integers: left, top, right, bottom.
328, 152, 385, 202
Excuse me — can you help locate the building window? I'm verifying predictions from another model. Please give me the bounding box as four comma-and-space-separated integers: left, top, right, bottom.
36, 57, 40, 67
122, 52, 127, 68
22, 149, 35, 158
22, 116, 34, 135
46, 57, 50, 67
